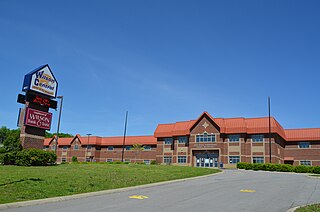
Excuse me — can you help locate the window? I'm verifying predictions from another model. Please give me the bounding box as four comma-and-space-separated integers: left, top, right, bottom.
229, 156, 240, 164
106, 158, 113, 162
144, 146, 151, 150
63, 146, 68, 150
108, 146, 114, 151
252, 135, 264, 142
61, 158, 67, 162
299, 142, 310, 148
74, 144, 79, 150
164, 138, 173, 145
51, 145, 56, 150
300, 160, 311, 166
96, 146, 101, 150
196, 133, 216, 142
164, 156, 172, 164
228, 135, 240, 142
144, 160, 150, 165
253, 157, 264, 164
85, 157, 91, 162
87, 145, 92, 150
177, 156, 187, 164
178, 136, 188, 144
43, 146, 49, 150
126, 146, 131, 150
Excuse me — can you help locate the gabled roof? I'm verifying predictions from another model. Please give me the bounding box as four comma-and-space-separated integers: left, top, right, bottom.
44, 134, 81, 146
153, 111, 320, 141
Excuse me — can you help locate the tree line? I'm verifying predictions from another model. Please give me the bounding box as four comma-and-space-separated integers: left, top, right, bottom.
0, 126, 73, 153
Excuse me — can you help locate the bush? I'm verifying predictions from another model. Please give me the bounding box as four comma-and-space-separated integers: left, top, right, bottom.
236, 162, 247, 169
279, 164, 294, 172
312, 166, 320, 174
2, 151, 18, 165
252, 163, 263, 171
15, 149, 56, 166
72, 156, 78, 162
244, 163, 253, 170
294, 165, 310, 173
151, 160, 157, 165
237, 162, 318, 174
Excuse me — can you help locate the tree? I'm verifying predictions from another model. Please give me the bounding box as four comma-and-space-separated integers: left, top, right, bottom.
3, 128, 21, 152
0, 126, 10, 145
132, 144, 144, 163
0, 126, 21, 152
45, 132, 73, 138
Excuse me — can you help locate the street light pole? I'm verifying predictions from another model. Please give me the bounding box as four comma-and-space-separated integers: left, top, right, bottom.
55, 96, 63, 153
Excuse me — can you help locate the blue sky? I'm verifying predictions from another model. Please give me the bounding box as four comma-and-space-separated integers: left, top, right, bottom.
1, 0, 320, 136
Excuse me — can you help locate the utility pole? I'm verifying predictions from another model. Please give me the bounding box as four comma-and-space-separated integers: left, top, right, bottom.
268, 96, 272, 163
121, 111, 128, 162
55, 96, 63, 153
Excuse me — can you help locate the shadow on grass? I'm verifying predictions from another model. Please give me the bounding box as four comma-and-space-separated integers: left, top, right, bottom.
0, 178, 44, 187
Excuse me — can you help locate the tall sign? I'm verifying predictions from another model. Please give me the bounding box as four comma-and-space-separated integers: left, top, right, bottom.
22, 65, 58, 98
17, 64, 58, 149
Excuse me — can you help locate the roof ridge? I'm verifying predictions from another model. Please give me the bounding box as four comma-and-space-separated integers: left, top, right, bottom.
285, 128, 320, 131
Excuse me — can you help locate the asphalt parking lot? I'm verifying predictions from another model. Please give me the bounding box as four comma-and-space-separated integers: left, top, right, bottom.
2, 169, 320, 212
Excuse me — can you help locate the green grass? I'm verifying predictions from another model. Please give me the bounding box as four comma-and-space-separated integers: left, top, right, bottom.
296, 204, 320, 212
0, 164, 219, 204
309, 174, 320, 177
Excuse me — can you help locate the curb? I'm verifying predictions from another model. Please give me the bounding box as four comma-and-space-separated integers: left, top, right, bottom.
286, 206, 300, 212
0, 170, 224, 210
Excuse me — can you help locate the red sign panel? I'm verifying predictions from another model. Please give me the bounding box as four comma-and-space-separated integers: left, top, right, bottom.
24, 108, 52, 130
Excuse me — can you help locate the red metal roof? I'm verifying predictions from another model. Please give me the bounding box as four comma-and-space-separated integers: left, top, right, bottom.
154, 111, 320, 141
44, 135, 156, 146
285, 128, 320, 141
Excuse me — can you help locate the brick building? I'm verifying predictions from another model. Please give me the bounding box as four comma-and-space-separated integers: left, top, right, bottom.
44, 111, 320, 167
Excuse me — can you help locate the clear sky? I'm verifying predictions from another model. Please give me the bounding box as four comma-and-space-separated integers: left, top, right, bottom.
1, 0, 320, 137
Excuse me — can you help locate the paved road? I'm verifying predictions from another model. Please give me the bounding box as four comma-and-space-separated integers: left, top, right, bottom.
3, 170, 320, 212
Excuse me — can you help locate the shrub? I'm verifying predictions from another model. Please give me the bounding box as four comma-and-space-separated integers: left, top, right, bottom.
294, 165, 310, 173
2, 151, 17, 165
244, 163, 253, 170
236, 162, 247, 169
114, 161, 123, 164
72, 156, 78, 162
312, 166, 320, 174
252, 163, 263, 171
151, 160, 157, 165
279, 164, 294, 172
15, 149, 56, 166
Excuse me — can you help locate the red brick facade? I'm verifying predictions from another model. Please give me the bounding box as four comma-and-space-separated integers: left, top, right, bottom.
44, 112, 320, 167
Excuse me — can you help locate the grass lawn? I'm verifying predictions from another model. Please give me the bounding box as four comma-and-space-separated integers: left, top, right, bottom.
309, 174, 320, 177
296, 204, 320, 212
0, 163, 219, 204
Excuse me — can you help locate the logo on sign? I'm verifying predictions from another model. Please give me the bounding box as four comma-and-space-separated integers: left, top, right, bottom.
24, 108, 52, 130
23, 65, 58, 98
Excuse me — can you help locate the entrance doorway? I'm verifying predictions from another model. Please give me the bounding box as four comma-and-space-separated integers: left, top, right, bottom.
195, 152, 219, 168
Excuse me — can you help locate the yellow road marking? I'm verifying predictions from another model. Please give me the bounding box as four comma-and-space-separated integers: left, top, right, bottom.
129, 195, 149, 200
240, 189, 256, 193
